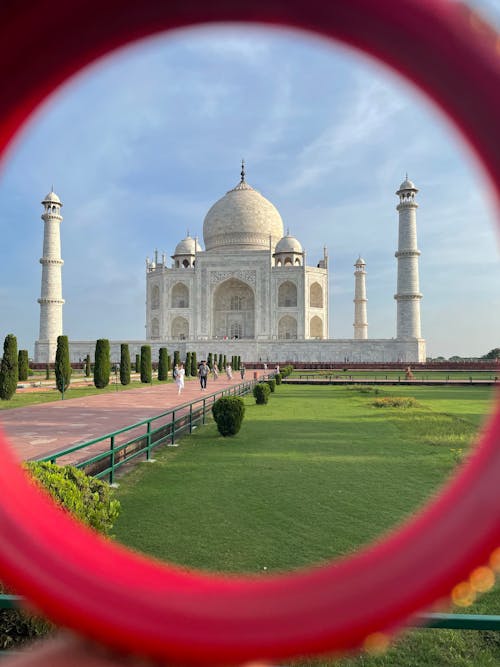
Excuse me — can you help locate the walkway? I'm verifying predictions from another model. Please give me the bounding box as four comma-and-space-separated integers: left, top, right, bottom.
1, 373, 257, 463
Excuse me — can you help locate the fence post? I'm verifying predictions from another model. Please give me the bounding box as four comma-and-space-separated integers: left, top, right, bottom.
109, 435, 115, 485
189, 403, 193, 433
146, 421, 152, 461
171, 410, 175, 445
202, 398, 206, 425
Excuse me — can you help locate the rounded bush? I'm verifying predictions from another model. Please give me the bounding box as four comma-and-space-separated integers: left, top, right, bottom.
266, 378, 276, 393
212, 396, 245, 437
253, 383, 270, 405
275, 373, 282, 385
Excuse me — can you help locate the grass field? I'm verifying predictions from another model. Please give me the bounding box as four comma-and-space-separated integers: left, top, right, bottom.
292, 369, 499, 381
112, 384, 500, 666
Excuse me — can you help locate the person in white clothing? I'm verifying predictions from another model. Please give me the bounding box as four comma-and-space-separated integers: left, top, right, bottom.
176, 363, 185, 395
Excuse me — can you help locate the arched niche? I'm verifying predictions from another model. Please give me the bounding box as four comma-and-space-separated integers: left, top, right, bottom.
171, 316, 189, 340
151, 317, 159, 338
151, 285, 160, 309
171, 282, 189, 308
278, 281, 297, 307
310, 282, 323, 308
278, 315, 297, 339
212, 278, 255, 339
310, 315, 323, 339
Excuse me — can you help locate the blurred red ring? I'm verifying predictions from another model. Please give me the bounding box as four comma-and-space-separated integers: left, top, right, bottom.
0, 0, 500, 663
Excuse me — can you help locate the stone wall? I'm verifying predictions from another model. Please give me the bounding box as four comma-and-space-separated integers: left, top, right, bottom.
53, 337, 426, 365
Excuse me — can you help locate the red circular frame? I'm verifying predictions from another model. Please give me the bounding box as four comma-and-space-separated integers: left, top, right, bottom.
1, 0, 500, 664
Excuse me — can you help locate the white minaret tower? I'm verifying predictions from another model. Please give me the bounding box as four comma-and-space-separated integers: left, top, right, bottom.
353, 256, 368, 339
35, 189, 65, 363
394, 176, 422, 339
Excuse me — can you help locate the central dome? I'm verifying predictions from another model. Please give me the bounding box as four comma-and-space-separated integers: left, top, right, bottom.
203, 178, 284, 251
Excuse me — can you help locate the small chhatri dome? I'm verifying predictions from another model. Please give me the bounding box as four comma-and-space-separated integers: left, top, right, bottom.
203, 163, 284, 251
275, 233, 303, 255
173, 235, 203, 256
42, 188, 62, 205
397, 174, 418, 193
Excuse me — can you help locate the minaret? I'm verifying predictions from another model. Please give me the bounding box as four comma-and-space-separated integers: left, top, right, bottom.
394, 176, 422, 339
353, 256, 368, 339
35, 189, 64, 362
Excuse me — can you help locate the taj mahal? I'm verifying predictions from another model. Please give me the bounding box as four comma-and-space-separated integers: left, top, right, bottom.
34, 164, 426, 364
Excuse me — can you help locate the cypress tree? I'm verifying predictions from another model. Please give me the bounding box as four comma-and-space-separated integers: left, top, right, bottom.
173, 350, 180, 377
218, 353, 223, 370
135, 354, 140, 373
223, 354, 227, 369
45, 363, 50, 380
85, 354, 91, 377
167, 353, 171, 373
140, 345, 152, 383
94, 339, 110, 388
185, 352, 192, 377
237, 355, 241, 371
0, 334, 18, 400
55, 335, 71, 394
191, 351, 197, 376
18, 349, 29, 381
158, 347, 169, 381
120, 343, 131, 385
208, 352, 213, 368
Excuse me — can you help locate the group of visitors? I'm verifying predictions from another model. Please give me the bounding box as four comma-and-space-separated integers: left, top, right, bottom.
172, 360, 245, 395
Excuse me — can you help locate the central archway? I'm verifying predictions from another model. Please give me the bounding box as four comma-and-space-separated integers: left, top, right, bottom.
212, 278, 255, 339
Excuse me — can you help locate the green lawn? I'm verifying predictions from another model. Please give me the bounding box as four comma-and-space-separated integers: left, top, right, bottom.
292, 369, 500, 381
112, 384, 500, 666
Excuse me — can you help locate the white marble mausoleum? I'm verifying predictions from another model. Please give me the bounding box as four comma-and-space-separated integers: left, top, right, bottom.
34, 166, 426, 364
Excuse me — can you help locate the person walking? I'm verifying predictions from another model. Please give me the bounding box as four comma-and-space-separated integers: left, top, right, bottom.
212, 362, 219, 380
175, 362, 185, 395
198, 360, 209, 391
226, 363, 232, 380
240, 364, 245, 380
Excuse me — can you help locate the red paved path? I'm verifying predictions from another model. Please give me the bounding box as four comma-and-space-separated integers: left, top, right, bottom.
1, 374, 259, 463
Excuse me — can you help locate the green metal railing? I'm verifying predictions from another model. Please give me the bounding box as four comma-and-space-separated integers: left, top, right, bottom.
35, 377, 264, 484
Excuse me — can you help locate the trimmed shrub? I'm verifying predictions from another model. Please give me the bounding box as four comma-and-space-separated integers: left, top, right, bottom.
223, 355, 227, 369
253, 382, 271, 405
55, 335, 71, 394
140, 345, 152, 383
372, 396, 419, 409
275, 373, 282, 385
173, 350, 181, 378
191, 351, 197, 377
135, 354, 140, 373
158, 347, 169, 381
266, 378, 276, 393
85, 354, 91, 377
218, 353, 223, 370
17, 350, 29, 381
120, 344, 131, 385
94, 339, 110, 388
207, 352, 213, 368
24, 461, 120, 534
0, 334, 18, 400
185, 352, 192, 377
212, 396, 245, 437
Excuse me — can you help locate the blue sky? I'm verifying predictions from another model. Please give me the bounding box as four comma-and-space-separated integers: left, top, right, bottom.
1, 1, 499, 359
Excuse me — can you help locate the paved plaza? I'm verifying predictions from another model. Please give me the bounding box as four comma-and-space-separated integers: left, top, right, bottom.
1, 374, 257, 463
